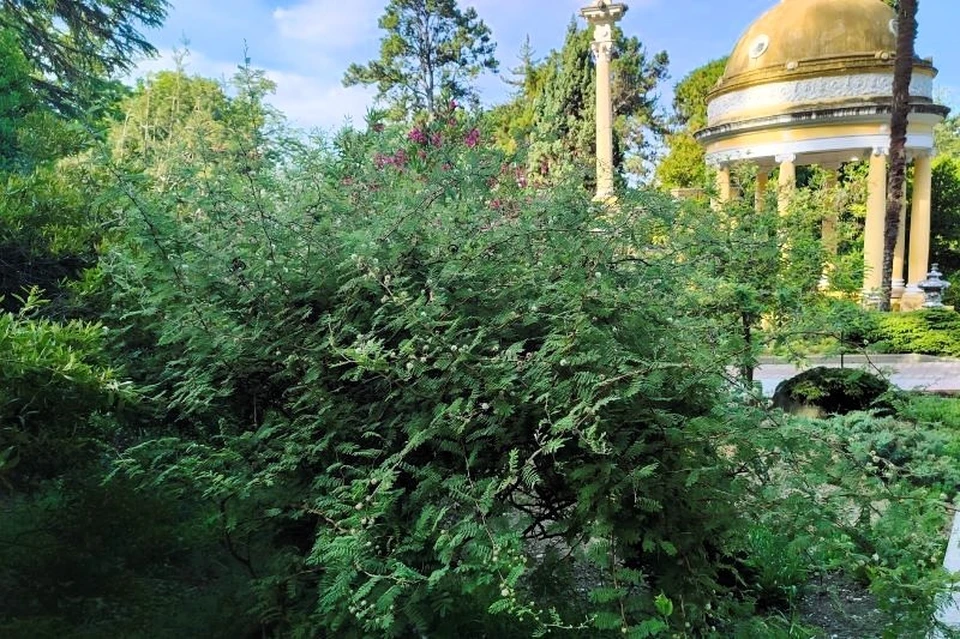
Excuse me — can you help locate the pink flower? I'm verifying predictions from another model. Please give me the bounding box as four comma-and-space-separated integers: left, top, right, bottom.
515, 167, 528, 188
430, 132, 443, 147
464, 128, 480, 148
408, 127, 427, 144
374, 153, 391, 169
372, 123, 385, 133
449, 100, 458, 111
393, 149, 409, 168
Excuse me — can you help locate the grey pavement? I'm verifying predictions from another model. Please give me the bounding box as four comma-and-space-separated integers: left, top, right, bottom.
933, 511, 960, 636
754, 354, 960, 396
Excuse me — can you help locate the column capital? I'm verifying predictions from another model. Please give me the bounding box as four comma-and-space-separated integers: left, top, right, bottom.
871, 146, 889, 157
590, 39, 614, 60
775, 153, 796, 164
580, 1, 628, 27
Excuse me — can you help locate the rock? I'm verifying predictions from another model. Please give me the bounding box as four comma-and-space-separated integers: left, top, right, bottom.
772, 367, 891, 417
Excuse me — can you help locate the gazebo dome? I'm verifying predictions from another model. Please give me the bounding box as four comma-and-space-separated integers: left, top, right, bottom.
693, 0, 951, 310
697, 0, 946, 167
723, 0, 897, 83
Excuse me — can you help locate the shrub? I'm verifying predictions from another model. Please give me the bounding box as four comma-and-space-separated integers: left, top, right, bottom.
869, 309, 960, 357
0, 291, 132, 486
99, 106, 781, 637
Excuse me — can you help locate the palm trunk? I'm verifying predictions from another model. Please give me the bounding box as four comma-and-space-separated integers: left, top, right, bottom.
880, 0, 918, 311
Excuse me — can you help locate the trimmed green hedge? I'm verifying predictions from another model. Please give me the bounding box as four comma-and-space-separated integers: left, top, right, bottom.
869, 309, 960, 358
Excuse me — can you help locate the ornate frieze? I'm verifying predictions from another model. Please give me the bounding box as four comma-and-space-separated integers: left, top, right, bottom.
707, 73, 935, 125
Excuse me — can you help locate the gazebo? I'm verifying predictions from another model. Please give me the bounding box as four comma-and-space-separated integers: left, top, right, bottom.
695, 0, 949, 309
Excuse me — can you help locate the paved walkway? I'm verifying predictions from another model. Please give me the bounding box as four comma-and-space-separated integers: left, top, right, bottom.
754, 354, 960, 396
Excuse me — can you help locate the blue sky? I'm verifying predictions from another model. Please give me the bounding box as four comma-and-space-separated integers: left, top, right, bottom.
134, 0, 959, 130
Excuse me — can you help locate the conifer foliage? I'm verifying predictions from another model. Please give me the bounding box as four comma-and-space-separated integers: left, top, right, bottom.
344, 0, 498, 118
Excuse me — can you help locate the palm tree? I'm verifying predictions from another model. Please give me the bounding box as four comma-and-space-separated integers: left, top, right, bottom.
880, 0, 918, 311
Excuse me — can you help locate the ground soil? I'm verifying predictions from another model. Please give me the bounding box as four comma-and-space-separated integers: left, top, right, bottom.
797, 573, 886, 638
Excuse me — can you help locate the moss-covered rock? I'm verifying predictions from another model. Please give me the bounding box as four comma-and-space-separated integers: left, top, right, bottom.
773, 367, 891, 416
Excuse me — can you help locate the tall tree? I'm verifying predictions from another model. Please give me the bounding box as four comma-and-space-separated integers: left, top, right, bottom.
655, 57, 727, 189
522, 20, 668, 185
343, 0, 497, 119
0, 0, 168, 112
879, 0, 918, 310
935, 113, 960, 159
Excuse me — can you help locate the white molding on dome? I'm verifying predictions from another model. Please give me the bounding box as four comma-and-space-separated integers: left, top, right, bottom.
707, 73, 935, 125
705, 133, 935, 166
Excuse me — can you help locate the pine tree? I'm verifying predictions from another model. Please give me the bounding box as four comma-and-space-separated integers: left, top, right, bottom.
0, 0, 168, 112
656, 57, 727, 189
526, 20, 668, 185
343, 0, 498, 119
504, 35, 538, 92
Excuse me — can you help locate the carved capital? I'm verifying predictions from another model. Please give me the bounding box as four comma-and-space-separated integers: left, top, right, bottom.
775, 153, 797, 165
591, 39, 614, 60
871, 146, 889, 157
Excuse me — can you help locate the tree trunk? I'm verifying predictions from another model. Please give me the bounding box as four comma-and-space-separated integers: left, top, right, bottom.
879, 0, 918, 311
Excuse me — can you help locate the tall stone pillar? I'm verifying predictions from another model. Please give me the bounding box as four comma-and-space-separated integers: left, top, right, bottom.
755, 168, 768, 212
862, 147, 888, 299
776, 153, 797, 216
581, 1, 628, 203
903, 152, 934, 310
892, 191, 908, 299
714, 164, 732, 209
821, 167, 839, 256
819, 166, 839, 290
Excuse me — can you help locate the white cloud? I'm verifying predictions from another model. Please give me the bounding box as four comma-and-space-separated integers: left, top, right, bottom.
130, 47, 239, 82
266, 70, 375, 130
273, 0, 384, 48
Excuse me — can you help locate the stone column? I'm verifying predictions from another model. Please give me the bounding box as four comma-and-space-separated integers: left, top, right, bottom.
714, 164, 732, 208
821, 167, 839, 256
892, 191, 908, 299
755, 168, 768, 212
862, 147, 888, 299
581, 1, 627, 203
776, 153, 797, 216
819, 166, 839, 290
903, 152, 934, 310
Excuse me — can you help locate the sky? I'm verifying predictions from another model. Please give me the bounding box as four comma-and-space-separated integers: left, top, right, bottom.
133, 0, 960, 131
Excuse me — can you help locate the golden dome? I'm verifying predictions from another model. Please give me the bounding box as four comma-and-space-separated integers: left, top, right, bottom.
722, 0, 897, 82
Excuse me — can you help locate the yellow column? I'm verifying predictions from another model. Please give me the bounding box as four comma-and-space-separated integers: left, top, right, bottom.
776, 153, 797, 216
904, 152, 934, 310
819, 167, 839, 290
822, 167, 840, 254
580, 2, 627, 203
714, 164, 731, 208
862, 147, 888, 299
892, 191, 908, 299
755, 168, 768, 212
